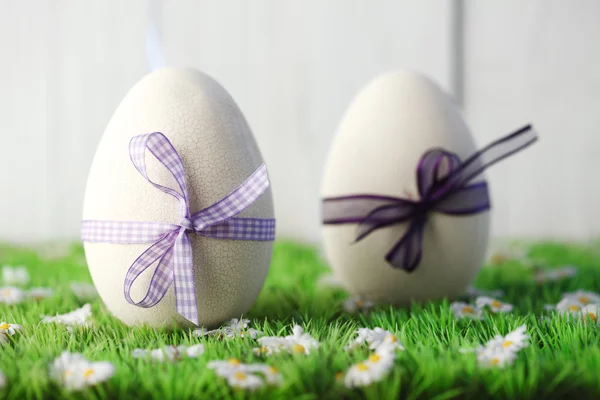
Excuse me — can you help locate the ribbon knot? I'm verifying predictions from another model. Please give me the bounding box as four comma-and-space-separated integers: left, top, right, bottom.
81, 132, 275, 325
179, 217, 194, 232
322, 124, 538, 273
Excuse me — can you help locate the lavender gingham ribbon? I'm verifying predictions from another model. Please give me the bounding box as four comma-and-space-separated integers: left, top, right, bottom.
322, 124, 538, 273
81, 132, 275, 325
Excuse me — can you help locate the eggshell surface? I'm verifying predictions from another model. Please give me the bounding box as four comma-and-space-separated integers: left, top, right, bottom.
83, 67, 274, 328
321, 70, 490, 305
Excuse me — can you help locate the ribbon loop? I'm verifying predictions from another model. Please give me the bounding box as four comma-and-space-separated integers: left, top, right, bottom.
82, 132, 275, 326
322, 124, 538, 272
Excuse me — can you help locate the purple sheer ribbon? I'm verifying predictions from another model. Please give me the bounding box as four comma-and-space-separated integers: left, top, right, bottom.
322, 124, 538, 273
81, 132, 275, 325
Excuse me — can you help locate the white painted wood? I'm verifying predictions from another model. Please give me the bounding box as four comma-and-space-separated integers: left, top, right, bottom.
463, 0, 600, 241
0, 0, 454, 244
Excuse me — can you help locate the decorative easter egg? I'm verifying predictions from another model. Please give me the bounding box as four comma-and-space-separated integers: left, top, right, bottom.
82, 67, 274, 329
321, 70, 490, 305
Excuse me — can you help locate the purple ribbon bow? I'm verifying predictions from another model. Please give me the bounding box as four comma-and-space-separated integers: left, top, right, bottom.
322, 124, 537, 272
81, 132, 275, 325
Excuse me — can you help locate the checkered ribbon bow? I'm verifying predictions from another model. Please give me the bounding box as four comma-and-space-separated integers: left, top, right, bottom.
81, 132, 275, 325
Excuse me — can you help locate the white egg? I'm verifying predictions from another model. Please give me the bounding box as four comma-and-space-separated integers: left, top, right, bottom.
321, 70, 490, 305
82, 67, 274, 328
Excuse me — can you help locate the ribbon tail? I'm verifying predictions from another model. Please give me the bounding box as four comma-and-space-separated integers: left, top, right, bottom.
385, 218, 426, 272
124, 230, 177, 307
172, 230, 198, 325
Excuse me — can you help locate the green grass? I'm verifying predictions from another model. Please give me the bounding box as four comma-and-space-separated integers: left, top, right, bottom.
1, 240, 600, 399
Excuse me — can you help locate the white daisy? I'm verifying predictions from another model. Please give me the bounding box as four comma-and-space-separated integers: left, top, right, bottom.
476, 346, 517, 368
0, 322, 22, 336
562, 290, 600, 305
0, 286, 25, 304
207, 358, 247, 376
245, 364, 283, 386
485, 325, 529, 353
465, 285, 505, 298
49, 351, 114, 391
556, 297, 587, 316
581, 304, 600, 324
534, 266, 577, 283
475, 296, 513, 313
132, 344, 205, 362
226, 371, 264, 390
27, 287, 54, 301
343, 296, 375, 314
70, 283, 98, 301
344, 358, 391, 388
2, 266, 29, 286
284, 325, 320, 355
254, 337, 290, 356
346, 327, 404, 352
451, 302, 484, 320
41, 304, 92, 328
488, 246, 527, 265
194, 318, 262, 339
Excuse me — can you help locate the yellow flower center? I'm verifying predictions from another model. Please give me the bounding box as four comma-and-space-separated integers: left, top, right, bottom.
356, 363, 369, 371
387, 335, 398, 343
579, 296, 590, 304
491, 301, 502, 308
588, 312, 597, 320
227, 358, 241, 365
462, 306, 474, 314
1, 289, 11, 296
491, 357, 500, 365
268, 366, 278, 374
335, 372, 344, 380
0, 323, 10, 330
368, 354, 381, 363
292, 344, 306, 354
568, 305, 581, 311
502, 340, 513, 348
234, 372, 247, 380
83, 368, 94, 378
259, 346, 269, 353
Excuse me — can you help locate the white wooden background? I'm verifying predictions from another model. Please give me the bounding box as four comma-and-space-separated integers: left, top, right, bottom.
0, 0, 598, 244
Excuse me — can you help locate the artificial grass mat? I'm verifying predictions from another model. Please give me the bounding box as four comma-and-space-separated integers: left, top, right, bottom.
0, 239, 599, 399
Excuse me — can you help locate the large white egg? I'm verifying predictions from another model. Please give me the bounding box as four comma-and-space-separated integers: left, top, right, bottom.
321, 70, 490, 305
82, 67, 274, 328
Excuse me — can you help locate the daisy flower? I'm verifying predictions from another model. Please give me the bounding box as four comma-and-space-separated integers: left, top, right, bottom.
132, 344, 204, 362
451, 302, 484, 320
556, 297, 587, 316
226, 371, 264, 391
465, 285, 505, 298
0, 322, 22, 336
207, 358, 246, 376
562, 290, 600, 305
343, 348, 395, 389
70, 283, 98, 301
284, 325, 320, 355
343, 296, 375, 314
476, 346, 517, 368
534, 266, 577, 283
49, 351, 114, 391
346, 327, 404, 352
581, 304, 600, 324
194, 318, 262, 339
488, 246, 527, 265
28, 287, 54, 301
0, 286, 25, 304
485, 325, 529, 353
2, 266, 29, 286
253, 337, 290, 356
41, 303, 92, 329
245, 364, 283, 386
475, 296, 513, 313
